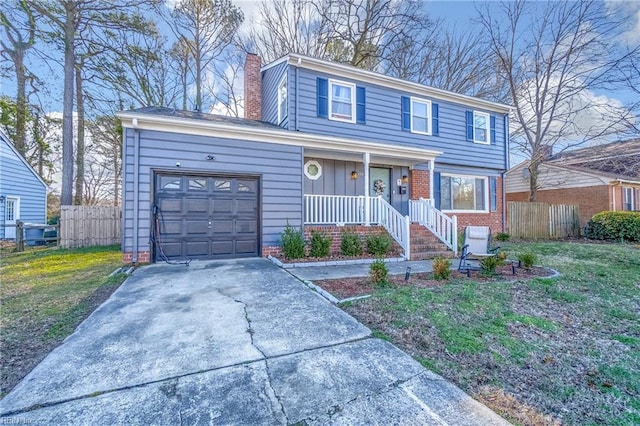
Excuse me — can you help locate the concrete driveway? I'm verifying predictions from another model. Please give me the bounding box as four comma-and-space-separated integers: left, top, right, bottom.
0, 258, 508, 425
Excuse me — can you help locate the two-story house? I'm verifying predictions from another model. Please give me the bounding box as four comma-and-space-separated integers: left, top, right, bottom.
117, 53, 510, 263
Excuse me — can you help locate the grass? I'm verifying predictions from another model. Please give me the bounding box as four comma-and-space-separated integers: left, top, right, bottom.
343, 241, 640, 425
0, 245, 127, 397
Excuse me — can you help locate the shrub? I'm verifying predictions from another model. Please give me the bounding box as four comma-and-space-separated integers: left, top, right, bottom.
496, 232, 510, 242
341, 232, 363, 257
585, 211, 640, 242
366, 234, 392, 256
369, 259, 389, 285
518, 252, 537, 269
480, 256, 499, 275
432, 257, 452, 280
496, 250, 508, 266
309, 231, 332, 258
280, 224, 305, 259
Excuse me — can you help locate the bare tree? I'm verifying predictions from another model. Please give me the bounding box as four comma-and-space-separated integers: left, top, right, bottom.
164, 0, 243, 111
0, 0, 36, 155
170, 37, 192, 110
88, 114, 122, 206
478, 0, 640, 201
204, 50, 245, 117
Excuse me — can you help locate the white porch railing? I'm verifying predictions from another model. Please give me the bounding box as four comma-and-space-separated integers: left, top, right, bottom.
409, 198, 458, 255
304, 194, 411, 259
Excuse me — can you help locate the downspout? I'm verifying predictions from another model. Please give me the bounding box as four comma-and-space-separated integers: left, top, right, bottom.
503, 114, 510, 232
429, 158, 435, 202
132, 119, 140, 263
295, 57, 301, 131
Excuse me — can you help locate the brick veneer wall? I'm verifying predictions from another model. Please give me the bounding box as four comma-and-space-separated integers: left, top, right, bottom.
262, 225, 401, 258
410, 169, 430, 199
244, 53, 262, 120
506, 185, 610, 226
123, 251, 150, 264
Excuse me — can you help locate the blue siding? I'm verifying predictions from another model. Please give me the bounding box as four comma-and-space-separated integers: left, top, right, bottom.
122, 128, 303, 255
0, 136, 47, 239
261, 61, 288, 127
292, 68, 507, 171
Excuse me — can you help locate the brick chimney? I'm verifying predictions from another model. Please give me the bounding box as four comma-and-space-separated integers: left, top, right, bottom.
244, 53, 262, 120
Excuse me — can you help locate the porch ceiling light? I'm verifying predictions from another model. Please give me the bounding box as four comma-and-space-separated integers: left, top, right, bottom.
351, 171, 358, 179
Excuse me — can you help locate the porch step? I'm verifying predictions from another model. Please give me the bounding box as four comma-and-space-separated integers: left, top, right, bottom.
409, 224, 453, 260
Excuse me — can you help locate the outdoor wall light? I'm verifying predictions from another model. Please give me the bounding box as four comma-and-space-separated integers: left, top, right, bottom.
351, 171, 358, 179
402, 175, 408, 184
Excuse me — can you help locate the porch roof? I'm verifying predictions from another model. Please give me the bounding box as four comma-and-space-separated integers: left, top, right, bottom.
117, 107, 442, 166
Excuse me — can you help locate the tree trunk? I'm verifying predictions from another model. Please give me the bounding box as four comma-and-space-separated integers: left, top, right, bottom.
60, 4, 75, 206
528, 162, 539, 202
74, 62, 85, 205
14, 53, 27, 155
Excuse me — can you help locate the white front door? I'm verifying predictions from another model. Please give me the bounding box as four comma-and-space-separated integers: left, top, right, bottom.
5, 197, 19, 239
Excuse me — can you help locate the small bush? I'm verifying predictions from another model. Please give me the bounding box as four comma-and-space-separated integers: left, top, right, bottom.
309, 231, 332, 258
366, 234, 392, 256
496, 232, 510, 242
518, 252, 537, 269
280, 224, 305, 259
480, 256, 499, 275
585, 211, 640, 242
496, 250, 508, 266
369, 259, 389, 285
341, 232, 362, 256
432, 257, 452, 280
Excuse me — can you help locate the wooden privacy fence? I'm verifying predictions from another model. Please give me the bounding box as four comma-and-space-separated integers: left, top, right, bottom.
508, 201, 581, 239
60, 206, 121, 248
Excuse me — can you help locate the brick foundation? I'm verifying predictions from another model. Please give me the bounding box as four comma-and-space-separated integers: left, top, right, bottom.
122, 251, 151, 264
410, 169, 430, 199
506, 184, 610, 226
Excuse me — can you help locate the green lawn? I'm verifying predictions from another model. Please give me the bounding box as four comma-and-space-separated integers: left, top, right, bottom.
344, 241, 640, 425
0, 245, 127, 397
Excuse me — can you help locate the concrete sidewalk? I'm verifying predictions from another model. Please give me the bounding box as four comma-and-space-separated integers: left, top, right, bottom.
0, 258, 507, 425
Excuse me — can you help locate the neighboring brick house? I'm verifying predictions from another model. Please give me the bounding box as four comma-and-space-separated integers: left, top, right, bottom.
117, 53, 511, 263
506, 139, 640, 225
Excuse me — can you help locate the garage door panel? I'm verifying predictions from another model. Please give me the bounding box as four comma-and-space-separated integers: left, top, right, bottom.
212, 241, 233, 255
236, 240, 258, 254
213, 220, 233, 234
155, 173, 259, 261
236, 220, 257, 234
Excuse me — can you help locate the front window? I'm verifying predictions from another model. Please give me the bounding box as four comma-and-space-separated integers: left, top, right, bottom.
474, 111, 490, 144
411, 97, 431, 135
277, 76, 287, 124
440, 175, 487, 211
623, 187, 636, 211
329, 79, 355, 123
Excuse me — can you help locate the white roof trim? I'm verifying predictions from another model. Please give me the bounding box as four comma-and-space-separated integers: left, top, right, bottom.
615, 178, 640, 185
116, 111, 442, 163
0, 129, 48, 190
262, 53, 511, 114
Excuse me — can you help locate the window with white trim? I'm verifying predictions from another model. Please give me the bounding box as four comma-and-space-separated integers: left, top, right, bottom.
304, 160, 322, 180
473, 111, 490, 144
410, 97, 431, 135
329, 79, 355, 123
623, 187, 636, 211
277, 75, 287, 124
440, 175, 487, 211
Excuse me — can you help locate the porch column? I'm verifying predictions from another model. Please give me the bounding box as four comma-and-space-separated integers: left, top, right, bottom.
363, 152, 370, 226
429, 158, 435, 204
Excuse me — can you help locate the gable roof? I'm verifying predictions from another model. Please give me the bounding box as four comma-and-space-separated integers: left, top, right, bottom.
130, 106, 282, 130
547, 138, 640, 181
262, 53, 512, 114
0, 128, 48, 190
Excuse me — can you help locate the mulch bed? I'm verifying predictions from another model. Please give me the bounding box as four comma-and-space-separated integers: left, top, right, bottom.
315, 265, 555, 300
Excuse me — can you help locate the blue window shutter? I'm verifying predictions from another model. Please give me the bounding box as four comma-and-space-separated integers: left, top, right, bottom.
490, 176, 497, 212
356, 86, 366, 124
317, 77, 328, 118
401, 96, 410, 131
466, 110, 473, 141
432, 103, 439, 136
490, 115, 496, 144
434, 172, 441, 209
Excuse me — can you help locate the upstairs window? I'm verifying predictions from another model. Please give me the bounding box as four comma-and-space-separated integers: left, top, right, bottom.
466, 110, 495, 144
402, 96, 438, 136
317, 77, 365, 124
277, 75, 287, 124
329, 79, 356, 123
